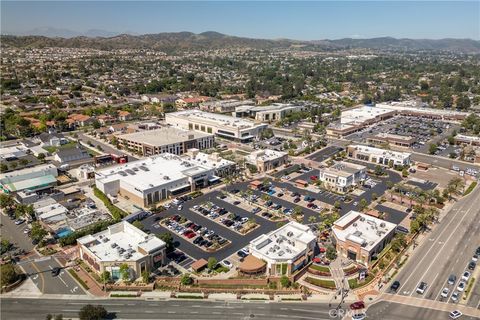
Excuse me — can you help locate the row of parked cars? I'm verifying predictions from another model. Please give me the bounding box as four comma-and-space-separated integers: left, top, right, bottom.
165, 214, 228, 249
193, 203, 250, 232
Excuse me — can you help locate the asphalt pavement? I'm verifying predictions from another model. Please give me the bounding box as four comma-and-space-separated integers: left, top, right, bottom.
0, 298, 338, 320
366, 300, 479, 320
18, 256, 85, 295
391, 185, 480, 308
142, 189, 279, 262
76, 132, 138, 161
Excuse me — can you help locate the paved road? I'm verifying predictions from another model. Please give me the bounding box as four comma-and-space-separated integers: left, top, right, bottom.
411, 152, 480, 172
76, 132, 138, 161
305, 146, 343, 162
367, 300, 479, 320
0, 298, 338, 320
391, 185, 480, 308
18, 255, 85, 295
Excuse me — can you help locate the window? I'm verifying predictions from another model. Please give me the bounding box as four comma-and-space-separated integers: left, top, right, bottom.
188, 123, 193, 130
207, 127, 212, 133
201, 125, 205, 132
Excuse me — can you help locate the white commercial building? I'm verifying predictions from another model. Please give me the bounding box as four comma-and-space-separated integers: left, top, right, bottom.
347, 145, 411, 166
249, 221, 316, 276
95, 153, 218, 208
245, 149, 288, 173
78, 221, 166, 279
165, 110, 268, 142
233, 103, 309, 122
319, 161, 367, 193
332, 210, 396, 267
182, 149, 236, 178
117, 127, 214, 157
0, 144, 29, 161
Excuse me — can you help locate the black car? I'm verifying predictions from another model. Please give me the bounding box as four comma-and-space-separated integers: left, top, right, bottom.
233, 201, 241, 205
468, 261, 476, 271
237, 250, 248, 258
219, 194, 227, 199
390, 281, 400, 292
231, 189, 240, 194
193, 236, 204, 245
51, 267, 61, 276
476, 247, 480, 256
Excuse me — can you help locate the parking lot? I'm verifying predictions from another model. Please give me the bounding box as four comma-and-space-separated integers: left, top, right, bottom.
141, 190, 278, 263
305, 145, 343, 162
345, 115, 458, 152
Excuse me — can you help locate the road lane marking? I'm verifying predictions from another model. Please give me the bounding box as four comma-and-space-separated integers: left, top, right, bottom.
397, 198, 477, 294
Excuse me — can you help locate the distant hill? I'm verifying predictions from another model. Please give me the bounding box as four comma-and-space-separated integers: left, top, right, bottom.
326, 37, 480, 53
1, 32, 479, 53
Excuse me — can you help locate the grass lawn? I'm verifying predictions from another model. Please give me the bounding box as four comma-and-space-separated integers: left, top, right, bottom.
309, 264, 331, 273
348, 274, 375, 289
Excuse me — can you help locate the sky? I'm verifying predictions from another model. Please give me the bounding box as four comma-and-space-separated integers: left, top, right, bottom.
1, 1, 479, 40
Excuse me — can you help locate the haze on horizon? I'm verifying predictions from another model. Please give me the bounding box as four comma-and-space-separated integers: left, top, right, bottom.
1, 1, 479, 40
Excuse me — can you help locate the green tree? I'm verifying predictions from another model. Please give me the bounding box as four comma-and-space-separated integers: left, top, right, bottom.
334, 201, 341, 209
30, 222, 48, 242
374, 165, 384, 176
207, 257, 218, 270
119, 263, 130, 281
0, 194, 14, 210
358, 198, 369, 211
92, 120, 101, 129
326, 246, 337, 260
371, 192, 378, 201
141, 271, 150, 283
99, 271, 111, 283
428, 143, 438, 155
0, 263, 18, 286
447, 177, 465, 195
402, 168, 409, 178
132, 220, 143, 230
158, 232, 174, 253
180, 273, 193, 286
54, 315, 63, 320
78, 304, 107, 320
280, 275, 291, 288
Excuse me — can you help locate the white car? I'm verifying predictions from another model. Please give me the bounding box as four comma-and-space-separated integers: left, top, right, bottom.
177, 205, 183, 211
457, 281, 466, 292
416, 282, 428, 294
472, 255, 478, 262
461, 271, 471, 281
441, 288, 450, 298
221, 260, 233, 268
353, 201, 359, 206
449, 310, 462, 319
451, 291, 459, 302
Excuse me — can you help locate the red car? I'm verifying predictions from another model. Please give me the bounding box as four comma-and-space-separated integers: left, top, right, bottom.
307, 202, 315, 208
310, 175, 318, 181
313, 257, 322, 263
350, 301, 365, 310
185, 232, 196, 239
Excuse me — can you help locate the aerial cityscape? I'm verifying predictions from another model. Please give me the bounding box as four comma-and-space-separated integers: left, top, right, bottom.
0, 1, 479, 320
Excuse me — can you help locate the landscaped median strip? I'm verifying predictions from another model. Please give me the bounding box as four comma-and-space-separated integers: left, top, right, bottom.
68, 269, 89, 290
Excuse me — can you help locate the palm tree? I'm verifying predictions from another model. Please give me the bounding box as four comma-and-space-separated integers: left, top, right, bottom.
308, 216, 317, 224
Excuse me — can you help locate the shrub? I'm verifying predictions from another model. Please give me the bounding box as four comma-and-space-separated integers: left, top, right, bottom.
305, 277, 336, 289
93, 187, 128, 220
464, 181, 477, 196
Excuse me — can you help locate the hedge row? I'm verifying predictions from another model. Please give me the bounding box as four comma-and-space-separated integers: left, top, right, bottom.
304, 277, 336, 289
93, 186, 128, 220
59, 220, 113, 246
464, 181, 477, 196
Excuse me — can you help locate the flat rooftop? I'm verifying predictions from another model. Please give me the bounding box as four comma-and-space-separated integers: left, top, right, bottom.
78, 221, 165, 262
235, 103, 300, 113
455, 134, 480, 143
341, 105, 394, 125
377, 102, 471, 117
371, 132, 415, 142
250, 221, 315, 261
246, 149, 287, 162
323, 161, 366, 177
167, 110, 264, 129
95, 153, 212, 191
182, 151, 235, 170
349, 144, 411, 160
117, 127, 212, 147
333, 210, 396, 251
